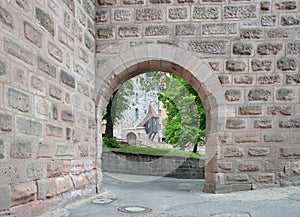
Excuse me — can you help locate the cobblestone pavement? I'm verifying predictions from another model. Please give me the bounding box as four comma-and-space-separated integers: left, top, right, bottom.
40, 173, 300, 217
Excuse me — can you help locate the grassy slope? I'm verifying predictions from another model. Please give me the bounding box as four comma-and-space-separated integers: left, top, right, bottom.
103, 146, 204, 159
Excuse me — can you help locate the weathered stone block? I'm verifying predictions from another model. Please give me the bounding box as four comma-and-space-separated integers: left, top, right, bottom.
11, 181, 36, 206
0, 5, 14, 30
46, 124, 63, 138
4, 38, 34, 65
168, 7, 188, 20
55, 176, 74, 194
226, 118, 245, 129
257, 43, 283, 55
233, 43, 253, 55
60, 70, 75, 89
257, 174, 275, 184
56, 144, 76, 158
280, 147, 300, 157
202, 23, 237, 36
98, 0, 117, 5
37, 179, 56, 199
235, 133, 259, 143
248, 88, 271, 101
7, 88, 30, 113
254, 119, 272, 129
267, 106, 292, 116
48, 41, 63, 63
239, 106, 262, 115
35, 7, 55, 36
30, 75, 44, 93
62, 0, 74, 14
267, 29, 291, 39
261, 14, 277, 27
258, 75, 280, 84
276, 1, 297, 10
0, 185, 11, 211
77, 81, 90, 97
281, 15, 300, 26
239, 162, 260, 172
0, 60, 8, 76
287, 42, 300, 55
192, 6, 219, 20
286, 73, 300, 84
145, 25, 168, 36
240, 29, 263, 40
26, 162, 46, 180
234, 75, 253, 85
84, 32, 94, 52
279, 118, 300, 128
188, 40, 228, 55
292, 162, 300, 174
58, 27, 74, 51
16, 116, 42, 137
226, 174, 249, 182
175, 24, 196, 36
248, 147, 270, 156
136, 8, 163, 21
47, 161, 63, 178
218, 162, 232, 171
83, 0, 95, 19
37, 142, 53, 158
225, 89, 240, 102
10, 140, 32, 159
61, 110, 74, 122
97, 26, 114, 39
96, 10, 109, 23
224, 147, 244, 157
225, 60, 246, 72
49, 84, 62, 100
64, 12, 71, 28
118, 26, 140, 38
218, 75, 231, 85
251, 59, 272, 72
0, 113, 12, 132
223, 5, 257, 19
276, 88, 295, 101
24, 21, 42, 48
264, 134, 286, 142
35, 96, 51, 120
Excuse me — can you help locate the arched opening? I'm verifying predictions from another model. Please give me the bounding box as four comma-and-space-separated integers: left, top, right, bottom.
95, 44, 226, 193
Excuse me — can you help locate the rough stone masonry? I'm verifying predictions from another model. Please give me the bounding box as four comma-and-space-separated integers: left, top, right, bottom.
0, 0, 300, 216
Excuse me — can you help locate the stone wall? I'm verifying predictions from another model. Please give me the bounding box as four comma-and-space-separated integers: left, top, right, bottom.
0, 0, 97, 216
102, 151, 205, 179
94, 1, 300, 193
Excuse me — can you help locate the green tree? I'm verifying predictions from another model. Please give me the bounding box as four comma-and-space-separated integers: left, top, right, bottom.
158, 75, 205, 153
103, 81, 134, 138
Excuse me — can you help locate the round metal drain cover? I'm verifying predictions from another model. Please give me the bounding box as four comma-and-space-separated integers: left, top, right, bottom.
118, 206, 152, 214
92, 198, 115, 204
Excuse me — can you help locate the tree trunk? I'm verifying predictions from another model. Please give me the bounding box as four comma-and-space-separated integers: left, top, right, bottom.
104, 91, 118, 138
192, 144, 198, 153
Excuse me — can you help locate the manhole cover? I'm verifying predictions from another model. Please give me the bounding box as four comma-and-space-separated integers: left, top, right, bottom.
92, 197, 116, 204
118, 206, 152, 214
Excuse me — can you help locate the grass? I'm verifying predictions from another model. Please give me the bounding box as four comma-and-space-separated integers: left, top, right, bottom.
103, 145, 204, 159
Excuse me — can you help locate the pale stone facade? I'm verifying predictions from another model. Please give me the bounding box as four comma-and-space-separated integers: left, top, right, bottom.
0, 0, 299, 215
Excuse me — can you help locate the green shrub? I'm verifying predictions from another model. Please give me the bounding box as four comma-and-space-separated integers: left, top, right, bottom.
102, 137, 121, 148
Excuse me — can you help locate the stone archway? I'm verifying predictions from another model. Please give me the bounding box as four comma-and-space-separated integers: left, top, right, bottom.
95, 43, 226, 192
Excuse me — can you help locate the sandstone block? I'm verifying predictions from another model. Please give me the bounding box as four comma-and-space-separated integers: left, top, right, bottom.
35, 7, 55, 36
47, 161, 63, 178
4, 38, 34, 65
37, 179, 56, 199
55, 176, 74, 194
10, 140, 32, 159
224, 147, 244, 157
0, 113, 12, 132
16, 116, 42, 137
254, 119, 272, 129
24, 21, 42, 48
0, 185, 11, 211
46, 124, 63, 138
38, 57, 57, 78
226, 118, 245, 129
0, 140, 4, 159
48, 41, 63, 63
11, 181, 36, 206
248, 147, 270, 156
60, 70, 75, 89
239, 162, 260, 172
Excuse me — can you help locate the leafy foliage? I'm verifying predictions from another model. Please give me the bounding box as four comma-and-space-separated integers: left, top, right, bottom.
158, 75, 206, 150
102, 137, 121, 148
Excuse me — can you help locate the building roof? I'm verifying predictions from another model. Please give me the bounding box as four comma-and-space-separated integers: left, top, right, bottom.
136, 105, 159, 127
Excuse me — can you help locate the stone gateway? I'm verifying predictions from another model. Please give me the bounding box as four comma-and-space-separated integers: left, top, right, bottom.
0, 0, 300, 215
